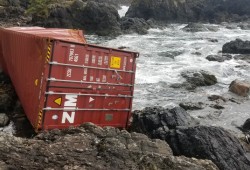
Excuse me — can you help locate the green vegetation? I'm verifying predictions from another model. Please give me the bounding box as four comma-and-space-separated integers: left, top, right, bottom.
26, 0, 58, 19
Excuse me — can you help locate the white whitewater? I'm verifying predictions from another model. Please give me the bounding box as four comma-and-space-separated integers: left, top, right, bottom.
86, 23, 250, 132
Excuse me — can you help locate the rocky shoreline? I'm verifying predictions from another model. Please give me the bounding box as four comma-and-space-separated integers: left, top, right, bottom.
1, 0, 250, 169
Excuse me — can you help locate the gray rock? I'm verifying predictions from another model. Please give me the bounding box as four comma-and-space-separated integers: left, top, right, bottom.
242, 118, 250, 132
120, 17, 150, 34
182, 23, 219, 32
166, 126, 250, 170
126, 0, 250, 23
222, 39, 250, 54
0, 113, 9, 127
206, 54, 232, 62
229, 79, 250, 97
0, 124, 218, 170
179, 102, 204, 110
130, 107, 199, 136
181, 70, 217, 87
234, 54, 250, 63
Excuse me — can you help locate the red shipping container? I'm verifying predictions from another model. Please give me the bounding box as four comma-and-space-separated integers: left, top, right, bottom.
0, 27, 139, 131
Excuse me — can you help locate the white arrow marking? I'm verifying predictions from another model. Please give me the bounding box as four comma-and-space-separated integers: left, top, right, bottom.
89, 97, 95, 103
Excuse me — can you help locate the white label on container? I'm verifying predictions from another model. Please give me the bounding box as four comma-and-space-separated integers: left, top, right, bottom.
85, 54, 89, 64
102, 75, 107, 82
104, 56, 108, 65
92, 55, 96, 64
96, 78, 100, 82
98, 56, 103, 66
69, 49, 74, 62
84, 68, 88, 75
74, 54, 79, 62
90, 76, 94, 81
70, 44, 75, 48
66, 68, 72, 77
123, 57, 127, 70
83, 75, 87, 81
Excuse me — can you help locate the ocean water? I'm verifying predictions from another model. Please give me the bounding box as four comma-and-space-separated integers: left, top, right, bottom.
86, 23, 250, 132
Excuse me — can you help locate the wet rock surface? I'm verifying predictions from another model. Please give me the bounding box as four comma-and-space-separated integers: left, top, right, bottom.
0, 123, 218, 170
130, 107, 199, 136
182, 23, 219, 32
229, 79, 250, 97
179, 102, 204, 110
222, 39, 250, 54
120, 17, 150, 34
206, 54, 232, 62
181, 70, 217, 88
130, 107, 250, 170
126, 0, 250, 23
166, 126, 250, 170
0, 113, 9, 127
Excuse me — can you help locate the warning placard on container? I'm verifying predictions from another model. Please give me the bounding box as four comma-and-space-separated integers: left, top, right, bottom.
110, 56, 121, 69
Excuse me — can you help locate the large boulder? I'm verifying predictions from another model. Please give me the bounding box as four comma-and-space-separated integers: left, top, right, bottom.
30, 1, 122, 36
242, 118, 250, 132
120, 17, 150, 34
222, 39, 250, 54
0, 124, 218, 169
166, 126, 250, 170
130, 107, 250, 170
126, 0, 250, 23
130, 107, 199, 136
229, 79, 250, 97
73, 1, 122, 36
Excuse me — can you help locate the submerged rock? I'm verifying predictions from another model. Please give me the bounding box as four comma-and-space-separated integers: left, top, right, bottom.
234, 54, 250, 63
182, 23, 219, 32
179, 102, 204, 110
0, 124, 218, 170
181, 70, 217, 87
222, 39, 250, 54
206, 54, 232, 62
229, 79, 250, 97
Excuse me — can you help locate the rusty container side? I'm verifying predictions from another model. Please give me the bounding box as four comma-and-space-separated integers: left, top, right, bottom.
0, 28, 48, 128
0, 27, 87, 130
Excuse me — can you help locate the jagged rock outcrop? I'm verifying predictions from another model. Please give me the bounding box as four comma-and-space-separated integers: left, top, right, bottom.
126, 0, 250, 23
130, 107, 199, 136
0, 123, 218, 170
130, 107, 250, 170
222, 39, 250, 54
166, 126, 250, 170
31, 1, 122, 36
120, 17, 150, 34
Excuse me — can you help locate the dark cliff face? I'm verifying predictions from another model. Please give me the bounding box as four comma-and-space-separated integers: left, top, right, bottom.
126, 0, 250, 23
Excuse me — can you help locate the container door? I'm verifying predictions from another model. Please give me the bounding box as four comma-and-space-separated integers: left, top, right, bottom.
41, 41, 137, 130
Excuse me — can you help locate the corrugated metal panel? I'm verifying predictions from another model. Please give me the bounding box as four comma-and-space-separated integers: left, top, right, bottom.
0, 27, 139, 131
